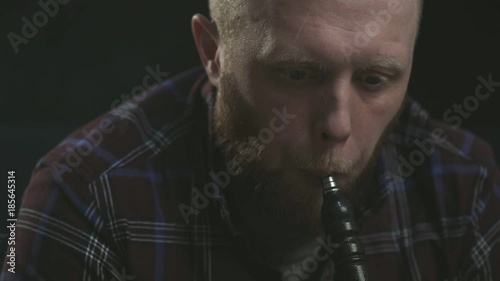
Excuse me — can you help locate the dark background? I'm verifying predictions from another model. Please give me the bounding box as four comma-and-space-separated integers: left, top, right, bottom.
0, 0, 499, 263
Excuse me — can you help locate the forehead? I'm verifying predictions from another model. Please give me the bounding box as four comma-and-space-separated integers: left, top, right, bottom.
246, 0, 418, 26
237, 0, 418, 65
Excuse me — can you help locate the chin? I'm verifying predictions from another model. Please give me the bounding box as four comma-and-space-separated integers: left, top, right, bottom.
253, 169, 324, 233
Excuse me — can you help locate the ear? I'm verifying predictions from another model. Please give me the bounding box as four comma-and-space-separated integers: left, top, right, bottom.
192, 14, 221, 88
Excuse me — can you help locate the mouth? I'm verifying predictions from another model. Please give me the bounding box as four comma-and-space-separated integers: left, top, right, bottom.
300, 169, 349, 188
301, 169, 344, 178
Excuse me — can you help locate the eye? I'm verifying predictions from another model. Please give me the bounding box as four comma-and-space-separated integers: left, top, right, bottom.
357, 73, 393, 91
280, 68, 319, 81
364, 74, 384, 85
287, 69, 309, 80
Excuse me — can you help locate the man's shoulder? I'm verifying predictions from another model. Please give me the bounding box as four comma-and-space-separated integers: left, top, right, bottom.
388, 96, 499, 221
425, 119, 497, 168
41, 67, 210, 186
392, 96, 497, 170
9, 68, 218, 278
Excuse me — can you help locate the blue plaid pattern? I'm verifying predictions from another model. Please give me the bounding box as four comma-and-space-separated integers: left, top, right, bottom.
2, 67, 499, 281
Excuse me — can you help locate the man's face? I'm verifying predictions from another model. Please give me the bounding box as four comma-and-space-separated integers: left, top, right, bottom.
212, 0, 418, 231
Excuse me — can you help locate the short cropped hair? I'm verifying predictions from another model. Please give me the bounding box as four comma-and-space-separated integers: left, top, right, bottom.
208, 0, 424, 45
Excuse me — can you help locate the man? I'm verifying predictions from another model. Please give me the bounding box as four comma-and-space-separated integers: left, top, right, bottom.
2, 0, 499, 280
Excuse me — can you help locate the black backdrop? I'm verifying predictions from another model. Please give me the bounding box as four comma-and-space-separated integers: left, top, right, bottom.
0, 0, 499, 264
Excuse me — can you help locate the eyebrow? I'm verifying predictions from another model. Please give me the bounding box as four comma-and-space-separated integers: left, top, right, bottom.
357, 57, 406, 74
256, 48, 328, 68
257, 48, 406, 74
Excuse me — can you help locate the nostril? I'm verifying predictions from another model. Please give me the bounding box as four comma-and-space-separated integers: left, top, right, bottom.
321, 132, 329, 141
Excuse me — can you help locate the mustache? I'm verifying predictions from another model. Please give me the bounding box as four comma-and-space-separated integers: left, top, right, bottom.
291, 149, 357, 174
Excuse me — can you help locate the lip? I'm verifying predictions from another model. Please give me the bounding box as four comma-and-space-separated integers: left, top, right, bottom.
301, 169, 349, 188
301, 169, 341, 178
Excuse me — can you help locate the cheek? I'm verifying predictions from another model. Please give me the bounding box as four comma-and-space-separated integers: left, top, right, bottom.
353, 93, 404, 151
256, 103, 310, 167
355, 115, 384, 152
246, 70, 311, 138
245, 84, 312, 167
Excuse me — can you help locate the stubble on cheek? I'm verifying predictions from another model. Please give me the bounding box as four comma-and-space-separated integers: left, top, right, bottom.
212, 71, 268, 172
212, 71, 323, 231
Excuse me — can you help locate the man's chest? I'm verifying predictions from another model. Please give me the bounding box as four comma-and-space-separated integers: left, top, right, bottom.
207, 238, 453, 281
210, 246, 335, 281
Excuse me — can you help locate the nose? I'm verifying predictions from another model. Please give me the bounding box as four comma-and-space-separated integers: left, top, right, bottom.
314, 82, 352, 145
317, 107, 352, 144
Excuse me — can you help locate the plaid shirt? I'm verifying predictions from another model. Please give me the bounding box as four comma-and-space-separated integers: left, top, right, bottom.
2, 67, 499, 281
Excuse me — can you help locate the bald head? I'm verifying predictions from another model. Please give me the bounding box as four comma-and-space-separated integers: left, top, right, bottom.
208, 0, 424, 46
